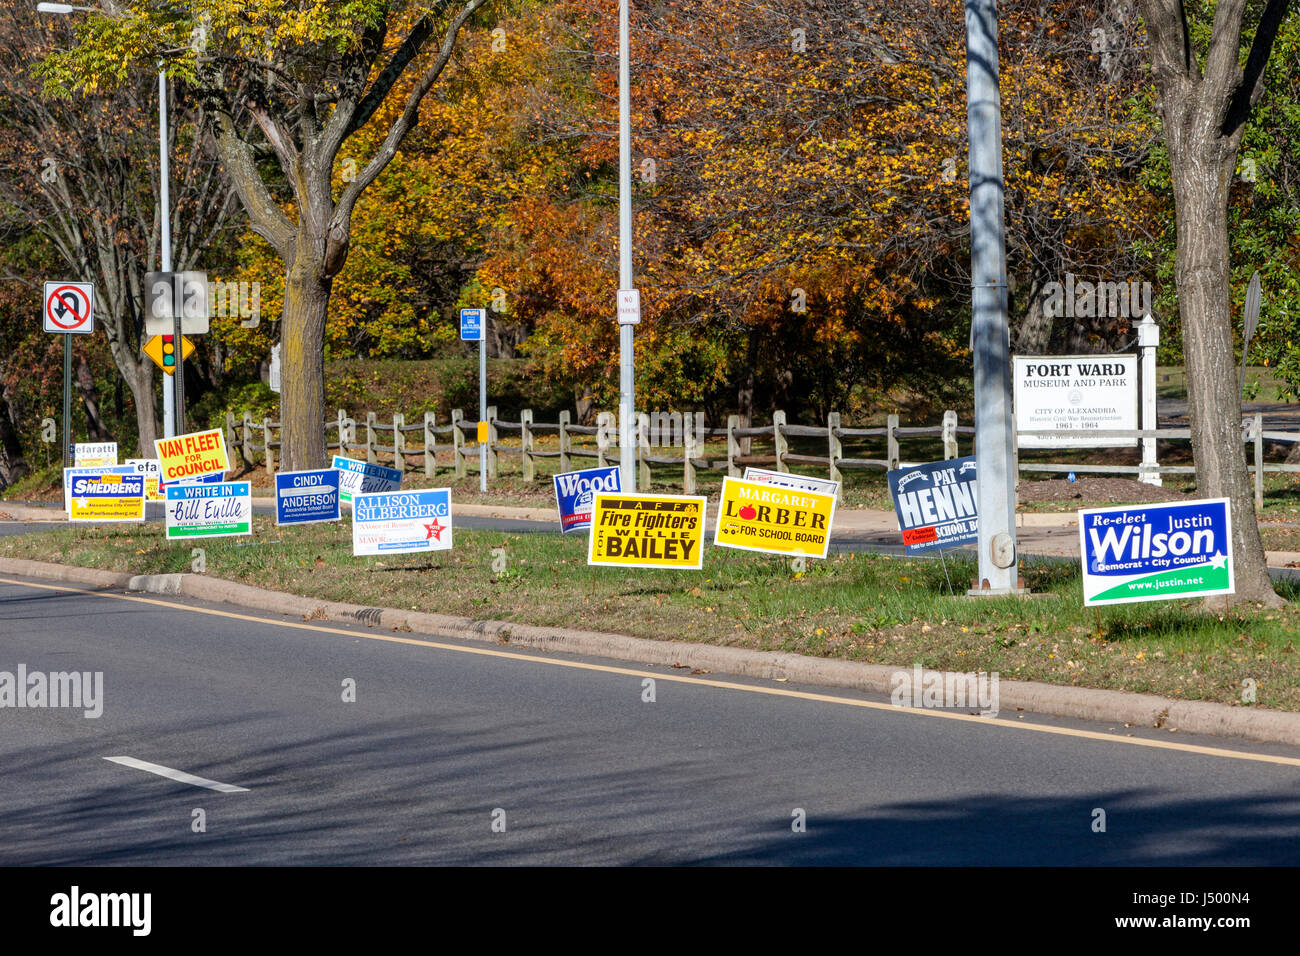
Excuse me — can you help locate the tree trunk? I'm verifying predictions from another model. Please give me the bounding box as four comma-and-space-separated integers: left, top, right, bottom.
737, 328, 757, 456
128, 361, 159, 456
279, 258, 332, 471
1013, 273, 1053, 354
0, 390, 29, 487
74, 354, 113, 443
1169, 121, 1280, 607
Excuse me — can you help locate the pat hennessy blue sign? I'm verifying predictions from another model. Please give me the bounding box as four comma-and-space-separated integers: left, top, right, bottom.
275, 468, 341, 526
887, 457, 978, 554
1078, 498, 1234, 606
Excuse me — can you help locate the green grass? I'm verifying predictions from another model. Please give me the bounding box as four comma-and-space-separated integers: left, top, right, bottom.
4, 518, 1300, 711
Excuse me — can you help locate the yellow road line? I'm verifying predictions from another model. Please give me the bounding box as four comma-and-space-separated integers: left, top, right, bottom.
4, 574, 1300, 768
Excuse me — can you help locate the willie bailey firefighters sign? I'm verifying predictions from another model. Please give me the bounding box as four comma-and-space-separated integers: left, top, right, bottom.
588, 493, 706, 569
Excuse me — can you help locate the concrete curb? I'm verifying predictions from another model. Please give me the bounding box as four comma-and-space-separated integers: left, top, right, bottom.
2, 555, 1298, 748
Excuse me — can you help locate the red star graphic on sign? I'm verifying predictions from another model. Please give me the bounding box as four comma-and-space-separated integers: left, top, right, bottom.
424, 519, 444, 541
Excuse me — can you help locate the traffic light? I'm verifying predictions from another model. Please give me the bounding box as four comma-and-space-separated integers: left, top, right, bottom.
161, 334, 176, 369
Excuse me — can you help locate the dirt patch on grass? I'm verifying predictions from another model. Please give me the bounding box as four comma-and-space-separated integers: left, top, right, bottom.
1018, 476, 1192, 506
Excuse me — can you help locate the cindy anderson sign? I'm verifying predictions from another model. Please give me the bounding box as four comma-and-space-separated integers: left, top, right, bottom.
1013, 354, 1137, 448
1078, 498, 1233, 606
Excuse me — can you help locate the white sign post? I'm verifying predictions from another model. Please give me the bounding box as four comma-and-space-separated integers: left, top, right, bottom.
1134, 315, 1160, 486
460, 308, 486, 492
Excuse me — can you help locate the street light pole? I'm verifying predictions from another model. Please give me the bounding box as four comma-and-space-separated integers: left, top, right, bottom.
617, 0, 636, 490
159, 68, 180, 438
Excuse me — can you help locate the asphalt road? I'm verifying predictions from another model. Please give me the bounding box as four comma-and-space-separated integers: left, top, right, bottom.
2, 573, 1299, 865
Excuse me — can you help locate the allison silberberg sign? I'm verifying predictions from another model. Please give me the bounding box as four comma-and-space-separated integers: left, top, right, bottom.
1078, 498, 1234, 606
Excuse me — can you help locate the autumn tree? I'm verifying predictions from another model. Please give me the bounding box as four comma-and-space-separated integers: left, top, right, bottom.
0, 5, 237, 453
219, 4, 573, 375
40, 0, 492, 471
1136, 0, 1295, 606
475, 0, 1161, 425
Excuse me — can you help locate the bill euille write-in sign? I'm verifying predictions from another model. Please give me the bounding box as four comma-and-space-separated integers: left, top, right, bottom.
1079, 498, 1233, 606
332, 455, 402, 505
887, 456, 978, 554
165, 481, 252, 540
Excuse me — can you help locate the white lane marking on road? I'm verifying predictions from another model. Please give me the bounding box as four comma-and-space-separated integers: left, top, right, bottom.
104, 755, 249, 793
4, 575, 1300, 768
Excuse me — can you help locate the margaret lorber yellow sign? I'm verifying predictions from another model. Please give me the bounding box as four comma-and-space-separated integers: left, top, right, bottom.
588, 493, 706, 569
714, 476, 836, 559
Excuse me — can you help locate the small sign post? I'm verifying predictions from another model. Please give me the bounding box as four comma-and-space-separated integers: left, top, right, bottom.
460, 308, 487, 492
44, 280, 95, 467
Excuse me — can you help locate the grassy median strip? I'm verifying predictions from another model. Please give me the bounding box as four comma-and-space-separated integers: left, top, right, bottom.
4, 517, 1300, 711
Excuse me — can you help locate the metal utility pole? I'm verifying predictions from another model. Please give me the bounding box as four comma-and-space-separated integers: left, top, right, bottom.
965, 0, 1018, 593
617, 0, 636, 490
160, 69, 183, 437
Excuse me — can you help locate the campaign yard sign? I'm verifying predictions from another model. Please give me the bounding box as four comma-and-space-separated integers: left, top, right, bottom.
1079, 498, 1233, 606
887, 457, 978, 554
165, 481, 252, 539
352, 488, 452, 556
588, 493, 706, 569
126, 459, 165, 500
332, 456, 402, 505
73, 442, 118, 467
63, 465, 135, 514
552, 466, 621, 533
741, 466, 840, 498
154, 428, 230, 484
275, 469, 341, 526
714, 476, 836, 559
67, 472, 145, 522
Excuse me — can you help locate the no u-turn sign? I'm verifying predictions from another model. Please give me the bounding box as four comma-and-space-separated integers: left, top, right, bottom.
43, 281, 95, 334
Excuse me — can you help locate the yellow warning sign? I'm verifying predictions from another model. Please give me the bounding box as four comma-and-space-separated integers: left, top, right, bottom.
714, 476, 836, 559
477, 421, 490, 444
588, 493, 706, 569
143, 334, 195, 374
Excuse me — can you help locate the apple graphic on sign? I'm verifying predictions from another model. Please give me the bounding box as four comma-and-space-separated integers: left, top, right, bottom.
739, 504, 757, 520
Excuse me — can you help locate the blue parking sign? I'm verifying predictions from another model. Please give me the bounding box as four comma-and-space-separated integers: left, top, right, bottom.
460, 308, 483, 341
